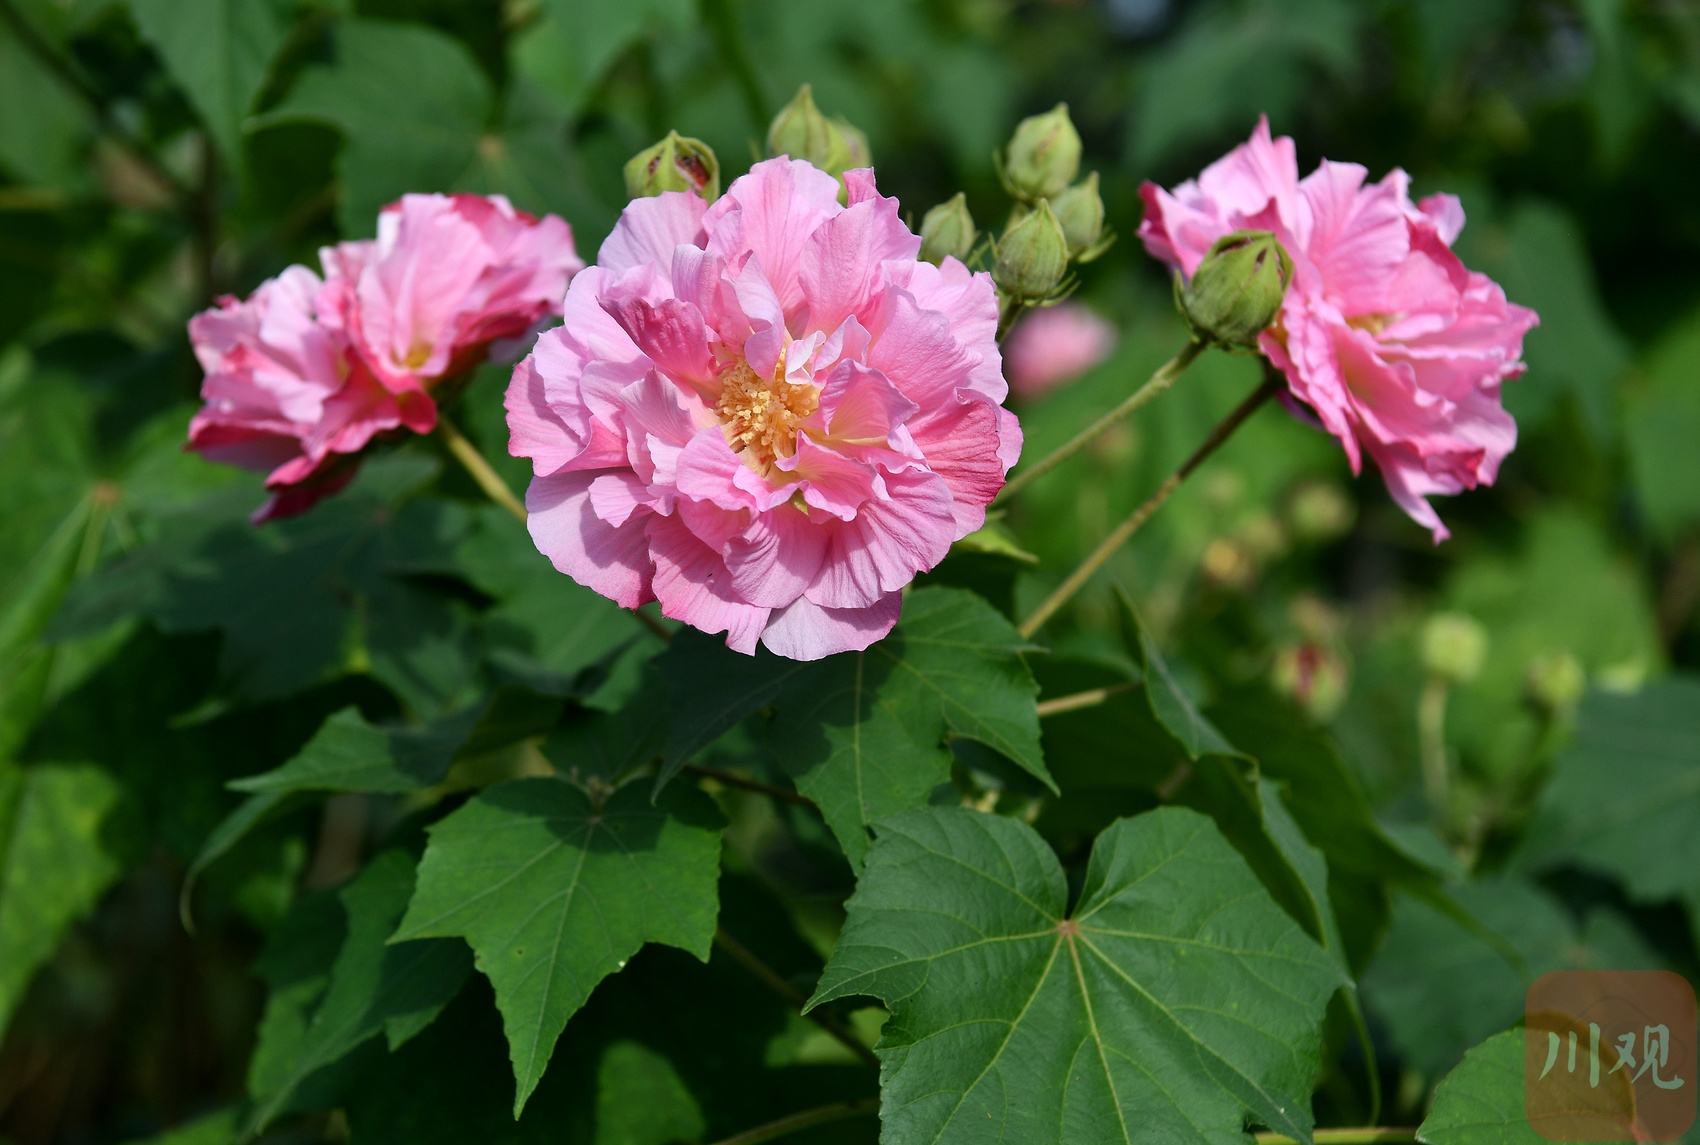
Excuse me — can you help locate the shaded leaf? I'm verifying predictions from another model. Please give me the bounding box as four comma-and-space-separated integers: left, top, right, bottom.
125, 0, 286, 163
809, 806, 1343, 1145
229, 704, 486, 796
0, 761, 122, 1034
249, 848, 474, 1130
593, 1040, 706, 1145
1416, 1030, 1543, 1145
1518, 676, 1700, 905
394, 779, 724, 1115
1626, 309, 1700, 541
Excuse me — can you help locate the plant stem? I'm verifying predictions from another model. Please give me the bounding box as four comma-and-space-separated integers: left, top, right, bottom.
438, 415, 527, 523
1255, 1130, 1416, 1144
706, 1099, 880, 1145
995, 339, 1204, 506
1018, 373, 1281, 639
1418, 674, 1451, 830
684, 763, 817, 809
1033, 680, 1140, 718
712, 927, 881, 1069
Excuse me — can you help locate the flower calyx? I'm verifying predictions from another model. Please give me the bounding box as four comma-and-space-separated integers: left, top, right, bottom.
1177, 229, 1293, 349
624, 130, 720, 201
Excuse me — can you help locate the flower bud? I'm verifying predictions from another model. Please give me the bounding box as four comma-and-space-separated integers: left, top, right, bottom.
1524, 649, 1584, 715
831, 116, 870, 172
919, 193, 976, 265
768, 84, 836, 165
1421, 612, 1487, 684
993, 199, 1069, 302
1002, 103, 1081, 202
1178, 229, 1293, 347
1050, 172, 1105, 259
624, 131, 720, 201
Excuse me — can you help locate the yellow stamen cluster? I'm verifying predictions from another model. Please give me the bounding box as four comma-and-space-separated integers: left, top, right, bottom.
716, 357, 818, 472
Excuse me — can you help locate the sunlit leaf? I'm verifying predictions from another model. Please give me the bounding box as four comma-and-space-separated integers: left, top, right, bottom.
809, 806, 1343, 1145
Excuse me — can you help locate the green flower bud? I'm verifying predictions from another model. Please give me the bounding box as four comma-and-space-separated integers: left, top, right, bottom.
768, 84, 837, 166
1421, 612, 1488, 684
1178, 229, 1293, 347
1002, 103, 1081, 202
1050, 172, 1105, 258
993, 199, 1069, 302
919, 193, 976, 265
623, 130, 720, 201
830, 116, 870, 173
1524, 649, 1585, 714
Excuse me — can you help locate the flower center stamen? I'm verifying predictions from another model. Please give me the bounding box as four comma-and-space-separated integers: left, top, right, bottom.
716, 355, 818, 473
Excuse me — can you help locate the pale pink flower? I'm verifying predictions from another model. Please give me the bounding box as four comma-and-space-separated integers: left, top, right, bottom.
507, 158, 1022, 660
1137, 117, 1538, 541
1004, 303, 1118, 399
188, 194, 581, 522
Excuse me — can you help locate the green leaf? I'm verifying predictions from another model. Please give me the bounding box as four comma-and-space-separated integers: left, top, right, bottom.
1465, 201, 1629, 441
1518, 676, 1700, 904
55, 454, 476, 708
1362, 878, 1660, 1079
658, 587, 1050, 869
124, 0, 286, 163
0, 16, 94, 187
1115, 588, 1232, 758
257, 19, 489, 233
1129, 0, 1362, 167
394, 779, 725, 1115
121, 1108, 240, 1145
1625, 309, 1700, 542
249, 848, 474, 1130
1416, 1030, 1543, 1145
808, 806, 1344, 1145
229, 704, 486, 796
593, 1040, 706, 1145
770, 586, 1051, 870
0, 761, 122, 1034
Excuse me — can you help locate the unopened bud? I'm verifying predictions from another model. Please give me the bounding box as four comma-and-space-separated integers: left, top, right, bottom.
1524, 649, 1585, 714
767, 85, 870, 180
624, 131, 720, 201
1421, 612, 1487, 684
919, 193, 976, 265
1273, 642, 1349, 722
1051, 172, 1105, 259
1003, 103, 1081, 202
994, 199, 1069, 302
1179, 230, 1292, 347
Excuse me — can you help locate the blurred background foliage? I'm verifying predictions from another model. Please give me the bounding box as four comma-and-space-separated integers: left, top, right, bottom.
2, 0, 1700, 1141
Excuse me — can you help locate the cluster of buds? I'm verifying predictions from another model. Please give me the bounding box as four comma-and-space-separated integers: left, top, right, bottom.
623, 86, 874, 207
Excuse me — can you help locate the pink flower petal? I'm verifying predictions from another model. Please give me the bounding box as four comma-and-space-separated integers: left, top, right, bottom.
761, 591, 902, 660
647, 512, 770, 655
527, 470, 655, 608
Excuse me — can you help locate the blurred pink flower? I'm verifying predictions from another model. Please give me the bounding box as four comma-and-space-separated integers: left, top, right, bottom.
1004, 302, 1117, 398
188, 194, 581, 522
1137, 117, 1537, 542
507, 158, 1021, 660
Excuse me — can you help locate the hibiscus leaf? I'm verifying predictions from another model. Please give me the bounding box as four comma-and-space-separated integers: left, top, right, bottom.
393, 778, 724, 1116
0, 761, 123, 1036
248, 848, 474, 1131
808, 806, 1343, 1145
1517, 676, 1700, 907
771, 586, 1051, 870
124, 0, 287, 164
228, 704, 487, 796
1417, 1030, 1545, 1145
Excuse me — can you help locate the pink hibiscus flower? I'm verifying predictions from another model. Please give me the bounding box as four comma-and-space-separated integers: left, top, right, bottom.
506, 158, 1022, 660
1004, 302, 1118, 399
1138, 117, 1538, 541
188, 194, 581, 522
